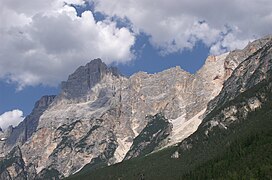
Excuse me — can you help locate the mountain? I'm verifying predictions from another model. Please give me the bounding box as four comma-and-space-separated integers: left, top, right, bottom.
68, 36, 272, 179
0, 95, 56, 156
68, 83, 272, 179
0, 36, 271, 179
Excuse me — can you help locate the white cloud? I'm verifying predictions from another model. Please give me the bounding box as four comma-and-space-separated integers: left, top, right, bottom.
0, 0, 135, 89
0, 109, 25, 130
210, 33, 250, 55
2, 0, 272, 89
91, 0, 272, 54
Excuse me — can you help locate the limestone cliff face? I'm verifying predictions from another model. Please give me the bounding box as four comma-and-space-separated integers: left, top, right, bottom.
0, 146, 29, 180
205, 35, 272, 117
179, 35, 272, 155
2, 35, 270, 178
223, 35, 272, 80
21, 59, 124, 177
60, 58, 120, 101
0, 95, 55, 157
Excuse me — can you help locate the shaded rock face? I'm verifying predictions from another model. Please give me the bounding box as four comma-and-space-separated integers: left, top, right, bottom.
179, 35, 272, 154
0, 146, 60, 180
60, 58, 120, 101
124, 113, 172, 160
0, 146, 28, 180
0, 95, 55, 157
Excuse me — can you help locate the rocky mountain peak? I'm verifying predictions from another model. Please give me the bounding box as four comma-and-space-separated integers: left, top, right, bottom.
223, 35, 272, 80
60, 58, 121, 100
34, 95, 56, 109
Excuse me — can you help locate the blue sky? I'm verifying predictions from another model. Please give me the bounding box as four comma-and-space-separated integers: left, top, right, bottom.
0, 0, 271, 128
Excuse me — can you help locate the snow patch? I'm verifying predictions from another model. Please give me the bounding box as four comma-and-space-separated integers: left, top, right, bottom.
36, 166, 45, 174
131, 118, 140, 136
113, 137, 132, 163
168, 109, 206, 146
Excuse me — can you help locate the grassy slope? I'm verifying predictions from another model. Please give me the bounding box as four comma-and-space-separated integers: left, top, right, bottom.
68, 83, 272, 180
183, 101, 272, 179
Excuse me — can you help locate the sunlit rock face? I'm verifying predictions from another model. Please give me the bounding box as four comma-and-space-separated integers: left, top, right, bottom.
0, 95, 55, 157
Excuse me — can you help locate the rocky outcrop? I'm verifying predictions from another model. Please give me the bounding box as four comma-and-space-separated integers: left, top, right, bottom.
178, 35, 272, 154
0, 95, 55, 157
0, 146, 27, 179
204, 37, 272, 133
124, 113, 172, 160
223, 35, 272, 80
205, 35, 272, 117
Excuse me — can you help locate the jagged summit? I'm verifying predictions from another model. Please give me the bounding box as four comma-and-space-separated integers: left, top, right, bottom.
60, 58, 121, 100
34, 95, 56, 109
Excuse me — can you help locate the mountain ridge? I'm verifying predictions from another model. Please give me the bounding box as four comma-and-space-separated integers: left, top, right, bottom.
0, 35, 271, 179
68, 35, 272, 180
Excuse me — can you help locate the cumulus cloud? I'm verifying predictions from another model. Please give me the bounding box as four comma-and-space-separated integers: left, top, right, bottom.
0, 0, 135, 89
2, 0, 272, 88
91, 0, 272, 55
0, 109, 24, 130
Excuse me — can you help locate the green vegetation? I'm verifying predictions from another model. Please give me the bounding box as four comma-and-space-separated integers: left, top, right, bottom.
183, 101, 272, 179
67, 146, 179, 180
37, 168, 62, 180
67, 81, 272, 180
181, 79, 272, 179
